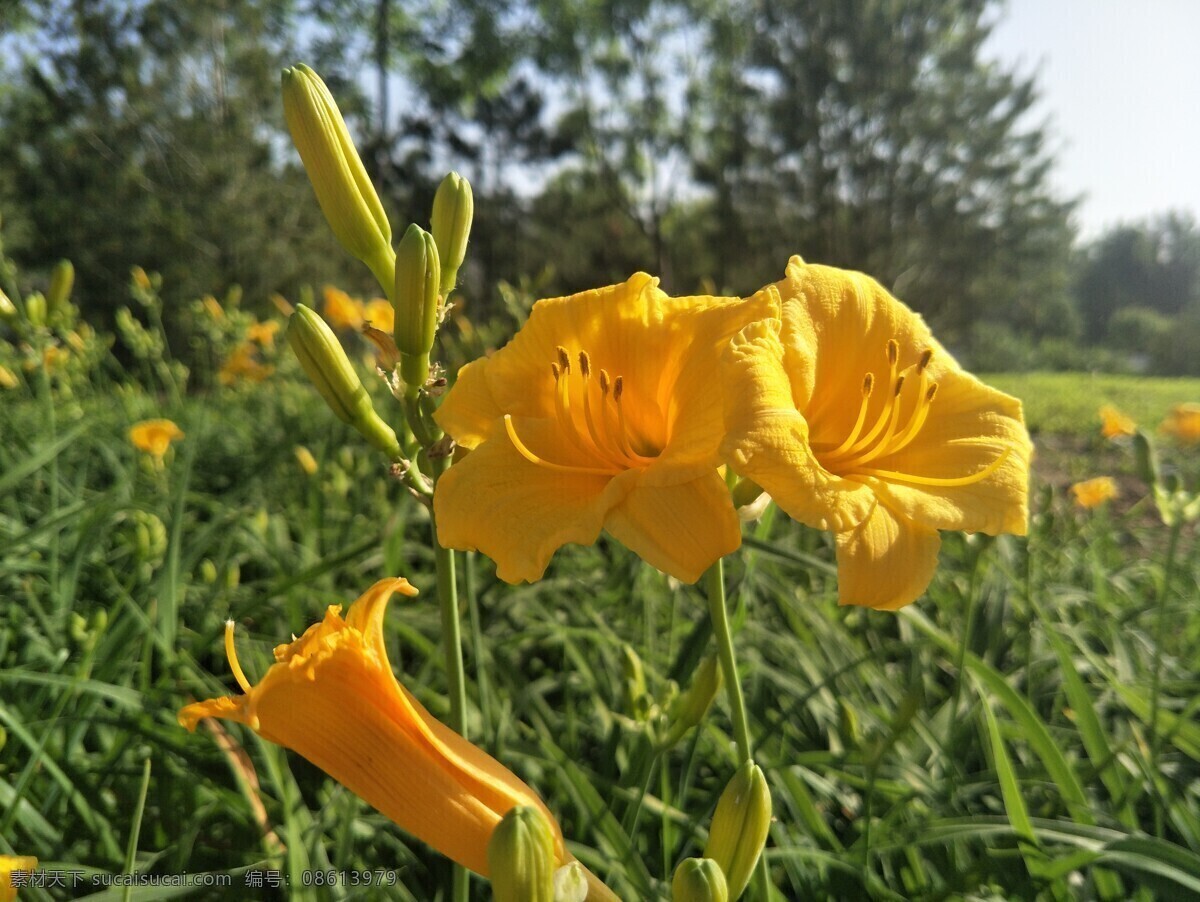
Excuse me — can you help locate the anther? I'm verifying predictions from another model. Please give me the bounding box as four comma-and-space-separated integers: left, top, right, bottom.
614, 376, 624, 401
893, 374, 906, 396
551, 362, 561, 380
599, 369, 611, 394
556, 346, 571, 373
918, 348, 933, 371
926, 383, 938, 402
862, 373, 874, 396
886, 339, 899, 366
578, 350, 591, 378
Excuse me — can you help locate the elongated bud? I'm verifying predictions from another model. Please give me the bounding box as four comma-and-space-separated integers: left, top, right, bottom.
25, 291, 47, 328
281, 64, 395, 289
704, 762, 772, 901
394, 223, 441, 390
621, 644, 650, 720
1132, 429, 1160, 488
488, 806, 556, 902
662, 653, 722, 748
673, 858, 729, 902
47, 259, 74, 314
287, 304, 400, 458
0, 285, 16, 322
430, 170, 473, 293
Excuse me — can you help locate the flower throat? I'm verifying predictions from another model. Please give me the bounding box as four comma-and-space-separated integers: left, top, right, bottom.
504, 347, 658, 476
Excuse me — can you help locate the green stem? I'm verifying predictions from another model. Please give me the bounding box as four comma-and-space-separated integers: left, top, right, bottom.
1149, 518, 1183, 837
705, 559, 752, 762
430, 450, 469, 902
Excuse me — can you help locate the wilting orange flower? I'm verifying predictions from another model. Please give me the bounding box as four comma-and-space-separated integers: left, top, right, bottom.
178, 579, 565, 877
1099, 404, 1136, 439
219, 342, 274, 385
363, 297, 395, 334
1160, 403, 1200, 444
1071, 476, 1117, 508
129, 418, 185, 461
322, 285, 365, 331
247, 320, 281, 348
1, 855, 38, 902
434, 274, 773, 583
721, 257, 1032, 610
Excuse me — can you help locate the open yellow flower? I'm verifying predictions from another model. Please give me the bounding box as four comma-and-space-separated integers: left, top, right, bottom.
1, 856, 38, 902
363, 297, 395, 334
322, 285, 365, 331
219, 342, 274, 386
1071, 476, 1117, 509
721, 257, 1032, 610
433, 274, 774, 583
129, 418, 185, 461
1099, 404, 1135, 439
247, 319, 281, 348
178, 579, 564, 877
1160, 403, 1200, 444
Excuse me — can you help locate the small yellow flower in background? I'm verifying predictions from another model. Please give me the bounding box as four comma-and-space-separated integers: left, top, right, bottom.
1099, 404, 1136, 439
294, 445, 319, 475
0, 365, 18, 390
363, 297, 394, 334
1, 855, 39, 901
1160, 403, 1200, 444
178, 579, 565, 877
41, 344, 69, 373
219, 343, 274, 386
720, 257, 1033, 611
129, 418, 184, 462
322, 285, 365, 331
1071, 476, 1118, 508
247, 319, 280, 348
202, 295, 225, 320
434, 274, 775, 584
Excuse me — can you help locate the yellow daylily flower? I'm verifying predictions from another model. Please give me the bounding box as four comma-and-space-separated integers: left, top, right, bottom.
219, 342, 274, 386
247, 319, 281, 348
721, 257, 1032, 610
1, 856, 38, 902
1098, 404, 1135, 439
129, 418, 185, 461
179, 579, 564, 878
1160, 402, 1200, 444
322, 285, 365, 331
363, 297, 395, 334
1071, 476, 1117, 509
433, 274, 774, 583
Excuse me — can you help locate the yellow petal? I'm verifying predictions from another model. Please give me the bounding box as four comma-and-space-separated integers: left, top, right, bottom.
433, 419, 634, 583
434, 356, 505, 449
1, 856, 39, 902
720, 319, 875, 533
835, 501, 941, 610
179, 579, 563, 876
604, 471, 742, 583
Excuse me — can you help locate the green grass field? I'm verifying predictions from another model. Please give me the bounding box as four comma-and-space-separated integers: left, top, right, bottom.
3, 369, 1200, 900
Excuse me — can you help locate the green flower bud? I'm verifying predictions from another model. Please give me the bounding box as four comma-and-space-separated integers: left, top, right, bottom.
393, 223, 441, 390
704, 762, 772, 901
673, 858, 729, 902
488, 806, 556, 902
0, 285, 16, 322
430, 171, 473, 293
662, 653, 722, 748
25, 291, 47, 328
288, 304, 401, 458
47, 259, 75, 314
1133, 429, 1160, 488
621, 643, 650, 720
281, 64, 395, 289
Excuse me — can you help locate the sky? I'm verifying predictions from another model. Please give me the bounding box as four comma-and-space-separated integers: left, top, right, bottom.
984, 0, 1200, 239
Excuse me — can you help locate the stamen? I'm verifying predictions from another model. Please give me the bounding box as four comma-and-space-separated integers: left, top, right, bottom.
579, 352, 612, 455
556, 346, 571, 373
885, 382, 938, 456
918, 348, 933, 371
822, 373, 875, 457
599, 369, 611, 394
551, 362, 560, 381
503, 415, 620, 476
849, 447, 1012, 487
225, 620, 252, 694
828, 374, 904, 463
863, 373, 875, 396
612, 376, 646, 462
886, 339, 899, 366
578, 351, 591, 378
